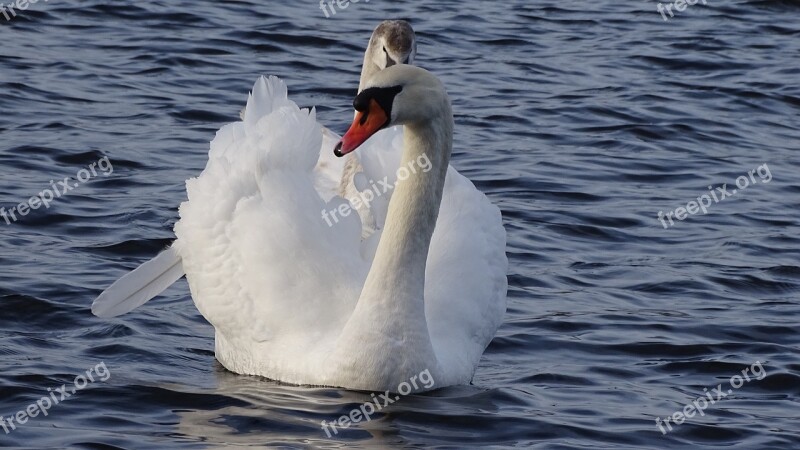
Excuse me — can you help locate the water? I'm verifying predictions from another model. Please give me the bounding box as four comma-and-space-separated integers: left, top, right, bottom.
1, 0, 799, 448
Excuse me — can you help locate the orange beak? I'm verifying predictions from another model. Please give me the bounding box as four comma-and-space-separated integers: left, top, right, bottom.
334, 99, 389, 157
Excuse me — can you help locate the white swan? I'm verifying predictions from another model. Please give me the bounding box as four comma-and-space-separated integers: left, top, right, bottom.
179, 65, 505, 391
92, 55, 507, 391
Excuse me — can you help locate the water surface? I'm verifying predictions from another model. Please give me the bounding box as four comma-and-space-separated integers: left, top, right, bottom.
0, 0, 799, 448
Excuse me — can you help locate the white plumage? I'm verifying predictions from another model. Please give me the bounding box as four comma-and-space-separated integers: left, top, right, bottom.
92, 21, 507, 391
173, 72, 506, 390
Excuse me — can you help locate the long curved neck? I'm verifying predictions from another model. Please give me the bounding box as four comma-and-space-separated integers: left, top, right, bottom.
359, 43, 381, 93
359, 105, 453, 314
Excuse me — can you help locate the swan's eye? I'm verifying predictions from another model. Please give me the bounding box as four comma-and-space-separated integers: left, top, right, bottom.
384, 47, 398, 67
353, 86, 403, 122
353, 92, 370, 112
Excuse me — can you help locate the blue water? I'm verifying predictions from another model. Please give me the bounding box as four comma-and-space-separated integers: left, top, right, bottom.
1, 0, 799, 448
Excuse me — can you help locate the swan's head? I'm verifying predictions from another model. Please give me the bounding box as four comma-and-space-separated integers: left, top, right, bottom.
368, 20, 417, 69
335, 65, 449, 157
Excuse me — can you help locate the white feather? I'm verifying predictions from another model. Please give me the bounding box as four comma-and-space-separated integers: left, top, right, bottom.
92, 77, 360, 318
91, 246, 184, 318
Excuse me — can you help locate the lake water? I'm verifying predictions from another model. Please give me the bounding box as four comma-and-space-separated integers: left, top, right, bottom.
0, 0, 799, 448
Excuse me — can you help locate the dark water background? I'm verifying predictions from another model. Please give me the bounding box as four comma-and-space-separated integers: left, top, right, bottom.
1, 0, 799, 448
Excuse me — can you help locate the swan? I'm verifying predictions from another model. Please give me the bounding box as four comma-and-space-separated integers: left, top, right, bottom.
178, 65, 505, 391
92, 55, 507, 391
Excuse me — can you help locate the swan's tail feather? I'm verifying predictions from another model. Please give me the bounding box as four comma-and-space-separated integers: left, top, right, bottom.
92, 246, 185, 318
243, 75, 290, 127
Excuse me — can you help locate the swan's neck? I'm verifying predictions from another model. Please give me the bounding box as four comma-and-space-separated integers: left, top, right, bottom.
359, 62, 378, 93
327, 87, 453, 385
358, 43, 381, 93
359, 109, 453, 315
